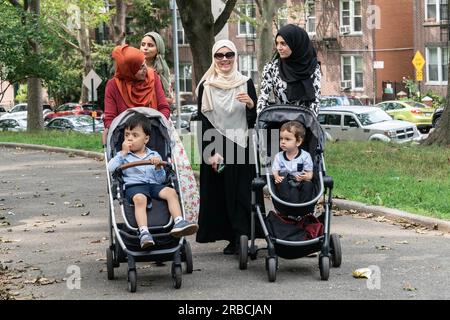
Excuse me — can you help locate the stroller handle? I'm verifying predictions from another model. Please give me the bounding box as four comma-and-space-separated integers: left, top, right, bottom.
119, 160, 169, 171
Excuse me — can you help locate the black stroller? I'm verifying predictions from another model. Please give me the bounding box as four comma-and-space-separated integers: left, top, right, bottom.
104, 108, 193, 292
238, 105, 342, 282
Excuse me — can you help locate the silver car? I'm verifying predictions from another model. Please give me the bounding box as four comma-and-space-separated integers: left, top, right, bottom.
318, 106, 421, 143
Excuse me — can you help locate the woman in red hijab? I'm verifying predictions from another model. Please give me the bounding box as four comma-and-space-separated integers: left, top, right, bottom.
103, 45, 170, 142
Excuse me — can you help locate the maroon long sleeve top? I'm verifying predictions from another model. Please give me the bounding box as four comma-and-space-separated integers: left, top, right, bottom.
103, 72, 170, 128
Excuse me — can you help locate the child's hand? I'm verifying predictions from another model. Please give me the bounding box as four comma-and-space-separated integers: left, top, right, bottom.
121, 141, 131, 156
149, 157, 162, 169
274, 175, 285, 184
295, 171, 312, 181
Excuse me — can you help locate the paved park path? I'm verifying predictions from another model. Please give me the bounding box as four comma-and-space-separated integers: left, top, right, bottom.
1, 147, 449, 300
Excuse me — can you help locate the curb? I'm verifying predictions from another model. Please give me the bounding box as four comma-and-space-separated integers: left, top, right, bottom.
333, 199, 450, 233
0, 142, 104, 161
2, 142, 448, 233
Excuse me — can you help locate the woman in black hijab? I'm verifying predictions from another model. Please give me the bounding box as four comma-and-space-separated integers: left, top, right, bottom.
257, 24, 321, 116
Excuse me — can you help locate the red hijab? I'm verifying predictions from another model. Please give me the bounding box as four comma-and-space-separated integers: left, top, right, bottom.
112, 45, 157, 108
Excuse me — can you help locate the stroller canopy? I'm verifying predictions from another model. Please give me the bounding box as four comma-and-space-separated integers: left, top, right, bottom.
106, 107, 174, 160
256, 105, 325, 157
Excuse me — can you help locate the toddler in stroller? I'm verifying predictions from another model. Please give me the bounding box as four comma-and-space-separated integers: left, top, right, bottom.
107, 113, 198, 249
105, 108, 196, 292
272, 121, 315, 218
238, 105, 342, 282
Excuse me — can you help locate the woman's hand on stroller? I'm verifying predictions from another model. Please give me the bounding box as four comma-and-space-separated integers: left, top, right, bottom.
208, 153, 224, 172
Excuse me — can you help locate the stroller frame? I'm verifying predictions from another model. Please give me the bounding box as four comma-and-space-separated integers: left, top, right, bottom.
104, 108, 193, 292
239, 105, 342, 282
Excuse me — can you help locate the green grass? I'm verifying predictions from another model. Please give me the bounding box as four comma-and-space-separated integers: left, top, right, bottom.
2, 131, 449, 220
0, 131, 103, 153
325, 141, 450, 220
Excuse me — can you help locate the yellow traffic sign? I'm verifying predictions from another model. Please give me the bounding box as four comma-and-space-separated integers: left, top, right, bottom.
416, 69, 423, 81
412, 51, 425, 70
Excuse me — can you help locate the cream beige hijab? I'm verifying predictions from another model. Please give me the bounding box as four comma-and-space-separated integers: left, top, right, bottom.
196, 40, 250, 147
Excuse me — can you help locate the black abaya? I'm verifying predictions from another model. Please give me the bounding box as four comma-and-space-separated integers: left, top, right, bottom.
195, 79, 257, 244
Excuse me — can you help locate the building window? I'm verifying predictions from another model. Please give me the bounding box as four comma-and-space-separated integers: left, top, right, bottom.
177, 11, 188, 45
306, 0, 316, 34
341, 55, 364, 89
238, 4, 256, 37
277, 6, 288, 28
426, 0, 448, 21
426, 47, 448, 84
179, 63, 192, 92
340, 0, 362, 34
239, 54, 258, 83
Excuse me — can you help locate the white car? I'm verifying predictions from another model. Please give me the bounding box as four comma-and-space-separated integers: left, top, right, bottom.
0, 118, 27, 131
318, 106, 421, 143
0, 103, 52, 120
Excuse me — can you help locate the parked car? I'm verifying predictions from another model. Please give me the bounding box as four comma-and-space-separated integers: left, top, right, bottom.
432, 106, 444, 128
0, 103, 52, 120
174, 104, 197, 122
375, 100, 434, 133
320, 95, 363, 108
169, 115, 189, 130
318, 106, 421, 143
45, 115, 104, 133
0, 118, 27, 132
44, 103, 103, 121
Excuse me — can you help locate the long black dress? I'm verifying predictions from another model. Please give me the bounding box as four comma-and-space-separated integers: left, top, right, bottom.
196, 79, 257, 244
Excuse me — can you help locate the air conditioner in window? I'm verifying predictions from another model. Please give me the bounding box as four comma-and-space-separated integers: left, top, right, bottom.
340, 25, 351, 34
340, 80, 352, 90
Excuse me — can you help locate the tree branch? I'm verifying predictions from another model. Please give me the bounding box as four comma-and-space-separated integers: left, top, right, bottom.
214, 0, 238, 36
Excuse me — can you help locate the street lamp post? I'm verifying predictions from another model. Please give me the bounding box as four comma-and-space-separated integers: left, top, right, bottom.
171, 0, 181, 131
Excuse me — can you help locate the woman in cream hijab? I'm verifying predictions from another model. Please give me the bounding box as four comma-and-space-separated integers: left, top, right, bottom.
195, 39, 258, 255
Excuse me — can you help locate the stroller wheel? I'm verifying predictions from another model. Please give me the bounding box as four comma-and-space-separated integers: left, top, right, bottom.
330, 234, 342, 268
106, 248, 114, 280
267, 257, 277, 282
113, 241, 122, 267
319, 256, 330, 281
127, 269, 137, 292
182, 241, 194, 274
239, 235, 248, 270
171, 263, 182, 289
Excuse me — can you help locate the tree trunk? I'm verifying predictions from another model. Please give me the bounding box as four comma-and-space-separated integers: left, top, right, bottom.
424, 60, 450, 146
27, 0, 43, 131
78, 10, 92, 103
256, 0, 279, 85
110, 0, 127, 45
177, 0, 238, 87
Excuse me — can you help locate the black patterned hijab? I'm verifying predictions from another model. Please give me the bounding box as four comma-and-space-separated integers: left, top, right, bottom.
276, 24, 318, 102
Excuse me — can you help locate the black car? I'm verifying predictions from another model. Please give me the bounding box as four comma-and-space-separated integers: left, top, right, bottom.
432, 106, 444, 128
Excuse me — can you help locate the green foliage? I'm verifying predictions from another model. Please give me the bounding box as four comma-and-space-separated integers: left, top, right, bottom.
423, 89, 446, 108
15, 84, 27, 103
126, 0, 171, 47
326, 141, 450, 220
0, 1, 63, 84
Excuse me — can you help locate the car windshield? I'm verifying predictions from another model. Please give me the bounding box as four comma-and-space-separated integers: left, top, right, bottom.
346, 98, 363, 105
356, 109, 392, 125
404, 101, 428, 108
72, 116, 102, 126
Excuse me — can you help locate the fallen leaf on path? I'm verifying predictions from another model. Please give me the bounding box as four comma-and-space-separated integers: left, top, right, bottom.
375, 245, 391, 250
47, 202, 56, 206
352, 268, 372, 279
415, 228, 428, 234
63, 202, 70, 205
81, 211, 90, 216
44, 229, 55, 233
355, 240, 369, 245
90, 240, 101, 244
96, 258, 106, 262
374, 216, 389, 222
353, 213, 374, 219
0, 221, 11, 226
41, 213, 49, 217
395, 240, 409, 244
403, 283, 417, 291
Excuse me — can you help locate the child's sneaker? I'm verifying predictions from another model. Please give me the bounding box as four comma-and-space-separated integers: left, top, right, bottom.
139, 230, 155, 249
170, 219, 199, 238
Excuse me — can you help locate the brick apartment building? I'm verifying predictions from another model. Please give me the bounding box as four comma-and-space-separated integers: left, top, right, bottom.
172, 0, 416, 104
414, 0, 449, 97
